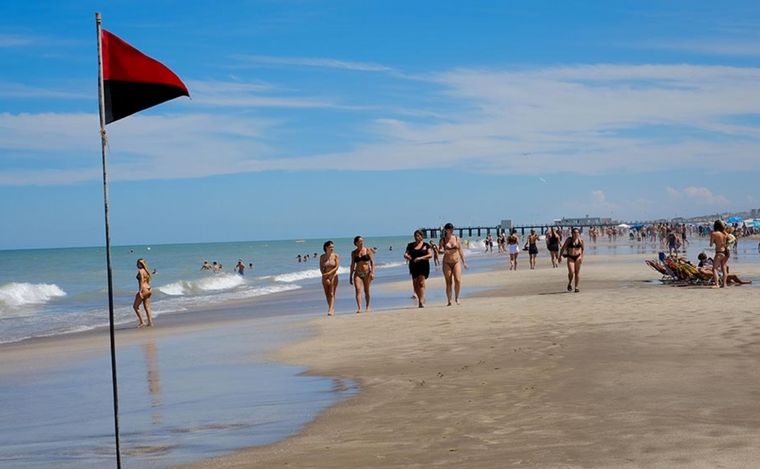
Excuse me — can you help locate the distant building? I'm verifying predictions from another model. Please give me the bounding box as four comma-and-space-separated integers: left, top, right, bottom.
556, 216, 612, 226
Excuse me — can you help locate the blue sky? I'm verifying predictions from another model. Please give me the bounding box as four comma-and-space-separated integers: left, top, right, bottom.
3, 0, 760, 249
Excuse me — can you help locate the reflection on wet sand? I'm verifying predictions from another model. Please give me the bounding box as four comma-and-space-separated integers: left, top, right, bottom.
142, 341, 162, 425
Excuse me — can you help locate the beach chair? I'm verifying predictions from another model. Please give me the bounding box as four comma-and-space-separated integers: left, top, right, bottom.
645, 259, 680, 284
678, 262, 713, 285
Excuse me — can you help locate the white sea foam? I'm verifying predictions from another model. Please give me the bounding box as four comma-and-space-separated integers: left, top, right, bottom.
274, 267, 350, 283
158, 273, 246, 296
0, 282, 67, 308
273, 261, 406, 283
222, 284, 302, 300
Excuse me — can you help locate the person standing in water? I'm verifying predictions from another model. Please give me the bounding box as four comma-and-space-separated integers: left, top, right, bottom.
320, 241, 340, 316
439, 223, 467, 306
546, 227, 561, 268
133, 258, 154, 327
526, 229, 539, 270
710, 220, 729, 288
405, 230, 433, 308
350, 235, 374, 313
507, 229, 520, 271
560, 228, 584, 293
235, 259, 246, 275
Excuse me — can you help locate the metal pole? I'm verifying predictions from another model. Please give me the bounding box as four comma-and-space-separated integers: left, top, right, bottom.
96, 12, 122, 469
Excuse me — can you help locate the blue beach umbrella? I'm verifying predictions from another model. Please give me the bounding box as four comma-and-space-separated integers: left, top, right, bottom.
727, 216, 743, 224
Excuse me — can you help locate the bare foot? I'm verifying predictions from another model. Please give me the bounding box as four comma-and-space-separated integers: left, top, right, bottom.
447, 302, 452, 306
356, 310, 362, 314
137, 322, 146, 328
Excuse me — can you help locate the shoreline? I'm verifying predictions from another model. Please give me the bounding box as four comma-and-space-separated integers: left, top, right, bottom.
180, 252, 760, 468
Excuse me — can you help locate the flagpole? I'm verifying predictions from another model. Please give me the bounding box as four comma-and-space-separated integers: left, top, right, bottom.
96, 12, 122, 469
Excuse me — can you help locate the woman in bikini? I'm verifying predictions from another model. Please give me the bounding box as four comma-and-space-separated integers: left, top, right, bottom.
710, 220, 729, 288
405, 230, 433, 308
133, 258, 154, 327
320, 240, 340, 316
526, 229, 539, 270
439, 223, 468, 306
349, 235, 374, 313
560, 228, 584, 293
546, 227, 561, 268
507, 229, 520, 271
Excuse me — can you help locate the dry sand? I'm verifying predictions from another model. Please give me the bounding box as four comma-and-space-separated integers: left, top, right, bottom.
180, 254, 760, 468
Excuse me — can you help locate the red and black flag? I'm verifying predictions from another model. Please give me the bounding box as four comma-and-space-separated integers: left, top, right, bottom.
101, 30, 189, 124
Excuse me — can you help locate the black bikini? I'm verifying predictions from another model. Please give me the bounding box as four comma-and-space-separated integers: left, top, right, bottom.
566, 240, 583, 261
354, 253, 371, 263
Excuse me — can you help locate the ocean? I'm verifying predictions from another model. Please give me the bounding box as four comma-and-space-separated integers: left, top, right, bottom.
0, 236, 457, 344
1, 234, 757, 344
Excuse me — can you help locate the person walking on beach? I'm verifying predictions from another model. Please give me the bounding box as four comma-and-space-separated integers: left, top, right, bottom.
350, 236, 374, 313
430, 243, 440, 268
320, 241, 340, 316
439, 223, 467, 306
526, 229, 539, 270
507, 229, 520, 271
546, 227, 561, 268
405, 230, 433, 308
710, 220, 729, 288
560, 228, 584, 293
133, 258, 154, 327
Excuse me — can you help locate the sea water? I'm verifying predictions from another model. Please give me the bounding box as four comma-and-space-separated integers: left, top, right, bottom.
0, 236, 465, 344
1, 234, 757, 344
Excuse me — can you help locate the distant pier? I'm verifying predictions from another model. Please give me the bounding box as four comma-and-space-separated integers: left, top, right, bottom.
420, 222, 622, 239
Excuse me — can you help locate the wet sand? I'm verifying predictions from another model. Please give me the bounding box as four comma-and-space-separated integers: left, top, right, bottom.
182, 254, 760, 468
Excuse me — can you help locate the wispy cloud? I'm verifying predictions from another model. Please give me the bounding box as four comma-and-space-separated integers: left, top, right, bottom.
0, 82, 89, 100
268, 63, 760, 174
0, 112, 278, 185
639, 39, 760, 57
8, 63, 760, 185
0, 33, 38, 48
233, 54, 394, 72
666, 186, 730, 207
187, 79, 341, 109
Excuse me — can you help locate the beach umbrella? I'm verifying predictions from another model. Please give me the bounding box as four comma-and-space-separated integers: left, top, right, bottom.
618, 223, 630, 228
727, 216, 743, 224
753, 220, 760, 228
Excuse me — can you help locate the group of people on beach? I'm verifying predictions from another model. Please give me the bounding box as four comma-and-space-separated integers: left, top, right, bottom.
317, 223, 590, 317
497, 226, 585, 292
131, 219, 753, 326
318, 224, 469, 316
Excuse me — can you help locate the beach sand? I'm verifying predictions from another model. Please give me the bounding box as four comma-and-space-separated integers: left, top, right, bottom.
182, 254, 760, 468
